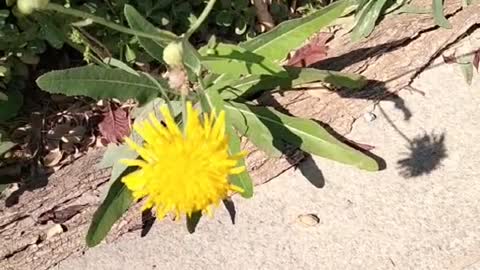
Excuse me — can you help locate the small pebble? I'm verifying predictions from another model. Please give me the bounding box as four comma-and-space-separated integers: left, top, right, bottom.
363, 112, 377, 122
46, 224, 65, 240
297, 214, 320, 226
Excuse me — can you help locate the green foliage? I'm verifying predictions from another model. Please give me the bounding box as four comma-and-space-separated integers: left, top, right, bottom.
11, 0, 459, 247
31, 0, 388, 246
36, 65, 168, 104
432, 0, 451, 29
240, 0, 350, 61
226, 101, 379, 171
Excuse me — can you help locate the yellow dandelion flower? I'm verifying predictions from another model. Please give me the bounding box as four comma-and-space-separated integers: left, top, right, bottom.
121, 102, 245, 220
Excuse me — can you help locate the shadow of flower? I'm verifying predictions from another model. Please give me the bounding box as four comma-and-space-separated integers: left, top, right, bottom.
397, 132, 447, 178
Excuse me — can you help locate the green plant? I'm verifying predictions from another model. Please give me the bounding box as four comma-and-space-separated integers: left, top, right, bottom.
32, 0, 382, 247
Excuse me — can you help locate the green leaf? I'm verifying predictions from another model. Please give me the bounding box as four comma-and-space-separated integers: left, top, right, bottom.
216, 67, 367, 100
103, 57, 139, 75
0, 140, 16, 156
432, 0, 452, 29
124, 4, 177, 63
201, 86, 254, 198
240, 0, 350, 62
459, 62, 474, 85
202, 43, 287, 77
351, 0, 389, 41
98, 144, 136, 169
183, 40, 203, 77
36, 66, 166, 104
87, 97, 182, 247
86, 168, 134, 247
38, 16, 65, 49
226, 102, 380, 171
0, 89, 23, 122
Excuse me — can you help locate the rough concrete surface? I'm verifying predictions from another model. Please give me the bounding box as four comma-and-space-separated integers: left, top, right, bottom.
56, 58, 480, 270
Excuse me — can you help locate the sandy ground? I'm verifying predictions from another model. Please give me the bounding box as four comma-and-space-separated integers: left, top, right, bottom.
56, 57, 480, 270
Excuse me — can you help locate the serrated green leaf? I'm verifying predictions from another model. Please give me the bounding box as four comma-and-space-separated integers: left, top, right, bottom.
36, 66, 166, 104
201, 86, 254, 198
215, 67, 367, 100
124, 4, 176, 63
240, 0, 350, 62
432, 0, 451, 29
0, 89, 22, 122
202, 43, 287, 77
351, 0, 389, 41
226, 102, 380, 171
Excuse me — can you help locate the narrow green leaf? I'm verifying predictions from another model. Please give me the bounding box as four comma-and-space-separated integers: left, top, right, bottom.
103, 57, 139, 75
0, 140, 16, 156
36, 66, 167, 104
183, 41, 203, 77
226, 102, 380, 171
432, 0, 452, 29
351, 0, 389, 41
240, 0, 350, 62
202, 43, 287, 77
124, 4, 176, 63
459, 63, 474, 85
215, 67, 367, 100
98, 144, 136, 169
87, 98, 182, 247
86, 168, 134, 247
201, 87, 254, 198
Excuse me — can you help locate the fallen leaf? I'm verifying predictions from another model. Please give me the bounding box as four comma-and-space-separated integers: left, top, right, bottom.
43, 148, 63, 167
473, 50, 480, 71
98, 103, 131, 144
442, 53, 457, 64
285, 32, 333, 67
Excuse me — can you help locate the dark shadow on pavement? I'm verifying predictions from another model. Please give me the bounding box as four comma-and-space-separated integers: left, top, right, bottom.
397, 132, 447, 178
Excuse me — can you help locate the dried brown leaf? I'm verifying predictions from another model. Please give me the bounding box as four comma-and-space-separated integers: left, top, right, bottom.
473, 50, 480, 71
285, 32, 332, 67
43, 148, 63, 167
442, 53, 457, 64
98, 103, 131, 144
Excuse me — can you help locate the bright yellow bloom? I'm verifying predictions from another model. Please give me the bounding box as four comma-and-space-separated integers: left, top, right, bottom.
121, 102, 245, 220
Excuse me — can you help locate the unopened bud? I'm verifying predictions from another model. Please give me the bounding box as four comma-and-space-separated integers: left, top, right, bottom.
17, 0, 50, 15
163, 41, 184, 68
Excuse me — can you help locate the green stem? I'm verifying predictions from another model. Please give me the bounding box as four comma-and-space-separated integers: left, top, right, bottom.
44, 3, 177, 44
181, 94, 188, 133
185, 0, 217, 39
143, 73, 175, 113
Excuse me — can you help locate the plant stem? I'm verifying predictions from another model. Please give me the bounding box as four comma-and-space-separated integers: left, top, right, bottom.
143, 73, 175, 113
185, 0, 217, 39
44, 3, 177, 44
181, 94, 188, 133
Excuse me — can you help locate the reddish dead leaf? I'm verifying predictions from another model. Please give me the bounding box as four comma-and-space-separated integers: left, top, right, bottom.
473, 50, 480, 71
98, 103, 131, 144
442, 53, 457, 64
285, 32, 333, 68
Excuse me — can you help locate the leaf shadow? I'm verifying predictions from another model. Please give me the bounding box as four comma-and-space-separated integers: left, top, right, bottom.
186, 199, 237, 233
140, 209, 156, 237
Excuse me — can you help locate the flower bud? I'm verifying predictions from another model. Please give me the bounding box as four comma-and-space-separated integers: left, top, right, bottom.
17, 0, 50, 15
163, 41, 184, 68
